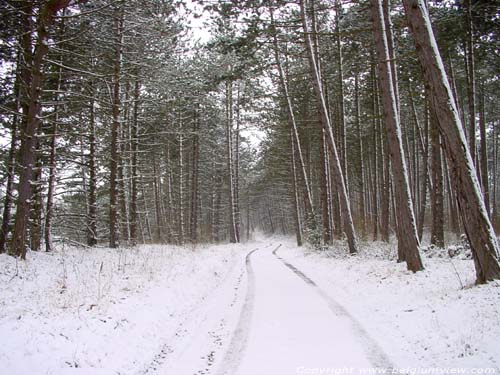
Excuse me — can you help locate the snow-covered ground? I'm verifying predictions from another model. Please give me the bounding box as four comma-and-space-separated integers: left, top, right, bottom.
277, 237, 500, 373
1, 236, 499, 375
0, 241, 249, 375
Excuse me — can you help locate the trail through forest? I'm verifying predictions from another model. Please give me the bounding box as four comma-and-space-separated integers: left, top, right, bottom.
154, 242, 392, 375
1, 237, 499, 374
226, 245, 392, 374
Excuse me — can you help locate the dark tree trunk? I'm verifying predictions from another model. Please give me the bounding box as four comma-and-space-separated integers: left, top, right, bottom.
354, 73, 366, 236
87, 82, 98, 247
372, 0, 423, 271
10, 0, 71, 259
478, 83, 490, 216
290, 129, 303, 247
0, 54, 22, 254
129, 79, 140, 245
190, 110, 200, 243
109, 5, 124, 248
45, 63, 63, 252
430, 110, 445, 248
300, 0, 358, 254
403, 0, 500, 282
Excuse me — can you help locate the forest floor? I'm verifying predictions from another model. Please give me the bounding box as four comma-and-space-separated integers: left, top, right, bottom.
0, 236, 499, 375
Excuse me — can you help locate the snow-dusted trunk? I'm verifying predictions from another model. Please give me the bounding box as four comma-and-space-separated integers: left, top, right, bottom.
269, 9, 315, 222
402, 0, 500, 282
0, 56, 21, 254
226, 79, 239, 243
190, 110, 200, 243
290, 130, 303, 247
10, 0, 71, 259
30, 152, 43, 252
129, 79, 140, 245
371, 0, 423, 271
234, 84, 241, 242
464, 0, 477, 166
109, 6, 124, 249
430, 111, 444, 248
153, 156, 162, 242
478, 86, 490, 216
299, 0, 357, 253
370, 61, 380, 240
87, 82, 98, 247
334, 0, 348, 180
319, 129, 332, 244
493, 123, 499, 230
411, 91, 431, 241
178, 113, 185, 245
45, 62, 63, 252
354, 73, 366, 236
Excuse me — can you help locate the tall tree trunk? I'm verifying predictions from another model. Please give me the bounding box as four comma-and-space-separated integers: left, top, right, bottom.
178, 112, 185, 245
10, 0, 71, 259
372, 0, 423, 271
109, 5, 124, 248
430, 109, 445, 248
269, 9, 315, 223
299, 0, 358, 253
371, 58, 380, 240
493, 122, 499, 230
478, 82, 490, 216
129, 79, 140, 245
465, 0, 477, 166
190, 109, 200, 243
319, 129, 332, 244
0, 55, 22, 254
334, 0, 348, 181
153, 156, 162, 242
354, 73, 366, 236
30, 153, 43, 252
87, 81, 98, 246
291, 129, 303, 247
45, 61, 63, 252
403, 0, 500, 282
226, 79, 238, 243
234, 84, 241, 242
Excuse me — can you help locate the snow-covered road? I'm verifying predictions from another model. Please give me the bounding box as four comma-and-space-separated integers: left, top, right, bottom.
3, 238, 497, 374
156, 242, 393, 375
220, 245, 392, 375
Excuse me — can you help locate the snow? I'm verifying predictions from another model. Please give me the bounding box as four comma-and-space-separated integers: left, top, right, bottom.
1, 236, 499, 375
0, 242, 247, 375
276, 237, 500, 373
233, 247, 374, 374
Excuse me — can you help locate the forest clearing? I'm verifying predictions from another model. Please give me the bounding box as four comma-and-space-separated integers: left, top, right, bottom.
1, 0, 500, 373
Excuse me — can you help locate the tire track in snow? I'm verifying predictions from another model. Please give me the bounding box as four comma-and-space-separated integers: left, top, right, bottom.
139, 249, 252, 375
215, 248, 258, 375
272, 245, 395, 371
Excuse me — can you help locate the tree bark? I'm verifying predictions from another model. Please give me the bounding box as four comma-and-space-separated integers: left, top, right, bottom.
129, 79, 140, 245
226, 79, 239, 243
0, 54, 22, 254
372, 0, 423, 271
430, 109, 445, 248
478, 82, 490, 216
109, 5, 124, 248
299, 0, 358, 253
269, 9, 315, 223
10, 0, 71, 259
190, 109, 200, 243
45, 62, 63, 252
403, 0, 500, 282
290, 129, 303, 247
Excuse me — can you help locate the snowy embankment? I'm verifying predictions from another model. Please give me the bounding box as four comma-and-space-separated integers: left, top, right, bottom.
278, 237, 500, 372
0, 242, 245, 375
